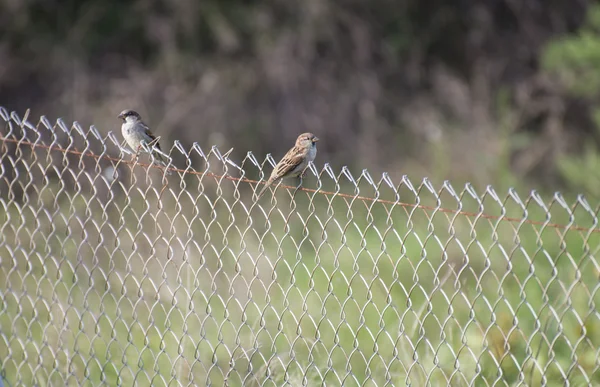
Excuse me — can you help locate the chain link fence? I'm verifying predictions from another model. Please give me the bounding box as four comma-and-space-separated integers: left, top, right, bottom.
0, 107, 599, 386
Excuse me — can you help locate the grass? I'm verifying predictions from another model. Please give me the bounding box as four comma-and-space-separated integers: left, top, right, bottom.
0, 157, 599, 386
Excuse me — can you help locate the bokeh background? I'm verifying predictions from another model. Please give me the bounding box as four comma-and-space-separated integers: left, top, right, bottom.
1, 0, 600, 195
2, 1, 600, 386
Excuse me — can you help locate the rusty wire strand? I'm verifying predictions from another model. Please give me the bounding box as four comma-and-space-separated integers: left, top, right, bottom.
0, 133, 597, 234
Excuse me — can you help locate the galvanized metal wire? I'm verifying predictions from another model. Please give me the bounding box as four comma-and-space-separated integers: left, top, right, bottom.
0, 107, 599, 386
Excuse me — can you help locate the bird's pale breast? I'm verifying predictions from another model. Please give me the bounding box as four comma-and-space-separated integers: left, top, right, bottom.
290, 144, 317, 177
306, 144, 317, 163
122, 121, 150, 151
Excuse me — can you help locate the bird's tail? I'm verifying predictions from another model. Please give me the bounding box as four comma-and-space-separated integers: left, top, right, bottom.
256, 179, 274, 200
152, 151, 172, 175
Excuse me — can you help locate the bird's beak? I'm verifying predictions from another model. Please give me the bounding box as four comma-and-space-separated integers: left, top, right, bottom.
117, 113, 124, 119
313, 137, 319, 142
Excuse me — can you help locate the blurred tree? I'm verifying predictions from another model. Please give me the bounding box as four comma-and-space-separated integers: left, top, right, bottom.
0, 0, 596, 190
543, 4, 600, 199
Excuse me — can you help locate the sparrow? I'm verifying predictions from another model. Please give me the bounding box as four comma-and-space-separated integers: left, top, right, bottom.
257, 132, 319, 198
118, 109, 171, 173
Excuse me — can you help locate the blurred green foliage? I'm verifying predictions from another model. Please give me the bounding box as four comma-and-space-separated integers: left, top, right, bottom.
543, 4, 600, 199
542, 4, 600, 97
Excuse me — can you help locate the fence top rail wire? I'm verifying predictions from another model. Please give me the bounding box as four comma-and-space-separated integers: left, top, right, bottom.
1, 106, 598, 235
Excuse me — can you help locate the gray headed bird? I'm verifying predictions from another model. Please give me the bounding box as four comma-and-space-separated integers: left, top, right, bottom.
118, 109, 170, 173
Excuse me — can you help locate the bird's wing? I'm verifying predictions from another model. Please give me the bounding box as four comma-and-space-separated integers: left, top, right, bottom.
270, 145, 307, 180
140, 121, 162, 151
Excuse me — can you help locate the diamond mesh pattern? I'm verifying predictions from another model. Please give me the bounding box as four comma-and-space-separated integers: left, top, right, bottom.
0, 107, 599, 386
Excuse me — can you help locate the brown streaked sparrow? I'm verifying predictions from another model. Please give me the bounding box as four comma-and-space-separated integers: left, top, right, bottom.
118, 109, 171, 173
257, 132, 319, 198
